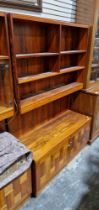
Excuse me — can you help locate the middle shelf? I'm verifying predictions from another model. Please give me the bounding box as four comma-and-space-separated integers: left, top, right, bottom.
18, 66, 85, 84
20, 82, 83, 114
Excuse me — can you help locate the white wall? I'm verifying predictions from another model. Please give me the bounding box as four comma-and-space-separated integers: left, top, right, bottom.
0, 0, 76, 22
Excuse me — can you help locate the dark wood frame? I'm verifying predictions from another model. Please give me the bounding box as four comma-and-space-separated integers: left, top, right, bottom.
0, 0, 42, 12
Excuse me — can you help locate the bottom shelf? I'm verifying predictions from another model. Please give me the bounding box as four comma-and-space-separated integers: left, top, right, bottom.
0, 106, 14, 121
20, 109, 91, 195
20, 82, 83, 114
21, 109, 91, 161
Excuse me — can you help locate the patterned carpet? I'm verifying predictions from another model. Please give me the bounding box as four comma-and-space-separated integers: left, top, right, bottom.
21, 138, 99, 210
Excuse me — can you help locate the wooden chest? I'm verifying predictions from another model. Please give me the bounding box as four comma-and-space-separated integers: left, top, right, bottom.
20, 110, 91, 196
0, 168, 32, 210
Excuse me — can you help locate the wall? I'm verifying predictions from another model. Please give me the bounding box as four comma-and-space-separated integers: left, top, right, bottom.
76, 0, 95, 24
0, 0, 76, 22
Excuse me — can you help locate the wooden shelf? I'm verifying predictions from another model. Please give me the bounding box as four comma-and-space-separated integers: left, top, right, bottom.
16, 51, 86, 59
18, 72, 58, 84
60, 50, 86, 55
0, 106, 14, 121
18, 66, 85, 84
16, 52, 59, 59
60, 66, 85, 73
0, 55, 9, 60
21, 109, 90, 161
20, 82, 83, 114
84, 84, 99, 95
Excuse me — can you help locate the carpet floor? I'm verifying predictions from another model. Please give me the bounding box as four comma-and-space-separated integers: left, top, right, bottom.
20, 138, 99, 210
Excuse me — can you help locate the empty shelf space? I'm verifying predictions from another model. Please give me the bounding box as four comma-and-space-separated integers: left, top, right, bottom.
18, 66, 84, 84
16, 52, 59, 59
0, 106, 14, 121
0, 55, 9, 60
60, 50, 86, 55
20, 109, 90, 161
20, 82, 83, 114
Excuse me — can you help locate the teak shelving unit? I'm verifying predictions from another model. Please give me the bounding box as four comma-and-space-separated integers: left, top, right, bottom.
7, 14, 91, 196
0, 12, 14, 122
8, 14, 89, 115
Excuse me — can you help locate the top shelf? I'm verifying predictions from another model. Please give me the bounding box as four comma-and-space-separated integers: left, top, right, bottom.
12, 13, 89, 28
16, 52, 59, 59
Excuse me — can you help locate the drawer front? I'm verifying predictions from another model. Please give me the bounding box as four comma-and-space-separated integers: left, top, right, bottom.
0, 169, 32, 210
35, 122, 90, 195
67, 122, 90, 161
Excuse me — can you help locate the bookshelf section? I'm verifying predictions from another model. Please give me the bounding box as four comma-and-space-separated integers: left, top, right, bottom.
9, 14, 88, 114
60, 54, 86, 72
61, 25, 88, 52
13, 19, 60, 54
0, 13, 14, 121
16, 56, 59, 78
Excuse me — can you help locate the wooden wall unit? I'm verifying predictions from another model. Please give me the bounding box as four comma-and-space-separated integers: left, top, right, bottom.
0, 12, 14, 122
6, 14, 91, 195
